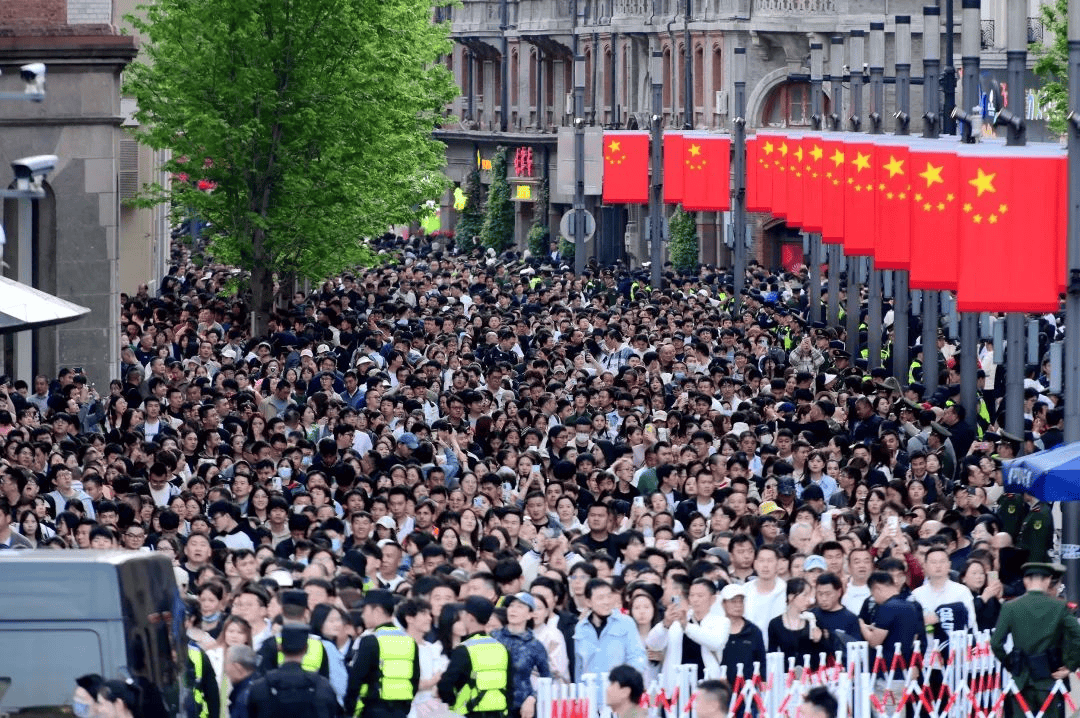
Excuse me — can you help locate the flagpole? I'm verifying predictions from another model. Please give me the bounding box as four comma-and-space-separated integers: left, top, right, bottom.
1001, 0, 1026, 441
957, 0, 981, 431
892, 14, 912, 386
733, 47, 748, 315
845, 31, 863, 360
1062, 0, 1080, 603
922, 5, 941, 399
649, 45, 664, 289
827, 36, 845, 329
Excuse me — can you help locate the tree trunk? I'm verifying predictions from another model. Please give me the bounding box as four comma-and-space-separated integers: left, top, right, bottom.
250, 228, 274, 338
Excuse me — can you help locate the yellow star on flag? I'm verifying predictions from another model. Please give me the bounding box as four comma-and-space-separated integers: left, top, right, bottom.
998, 203, 1008, 214
989, 214, 998, 224
763, 141, 774, 155
794, 146, 804, 162
830, 149, 845, 166
914, 193, 923, 201
608, 140, 621, 153
852, 152, 871, 172
973, 214, 983, 224
688, 144, 701, 156
963, 203, 972, 213
946, 193, 955, 202
779, 143, 789, 157
968, 168, 996, 196
810, 145, 824, 162
883, 155, 905, 178
919, 163, 944, 187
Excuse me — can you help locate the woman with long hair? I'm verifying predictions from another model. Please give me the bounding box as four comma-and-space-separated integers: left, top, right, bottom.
435, 603, 467, 659
767, 577, 828, 671
311, 603, 353, 706
204, 616, 251, 718
961, 559, 1003, 631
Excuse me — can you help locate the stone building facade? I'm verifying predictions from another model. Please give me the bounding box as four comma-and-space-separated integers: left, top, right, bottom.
436, 0, 1051, 270
0, 0, 137, 385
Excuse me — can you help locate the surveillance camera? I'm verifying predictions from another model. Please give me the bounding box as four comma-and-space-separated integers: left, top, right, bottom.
19, 63, 45, 97
842, 64, 850, 74
12, 155, 57, 189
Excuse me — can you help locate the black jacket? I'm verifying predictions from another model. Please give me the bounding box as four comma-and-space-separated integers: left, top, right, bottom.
343, 623, 421, 718
248, 663, 342, 718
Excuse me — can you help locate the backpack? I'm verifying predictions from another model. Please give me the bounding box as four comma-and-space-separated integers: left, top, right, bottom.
267, 671, 318, 718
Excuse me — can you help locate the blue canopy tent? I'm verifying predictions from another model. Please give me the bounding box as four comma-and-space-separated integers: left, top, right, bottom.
1002, 441, 1080, 502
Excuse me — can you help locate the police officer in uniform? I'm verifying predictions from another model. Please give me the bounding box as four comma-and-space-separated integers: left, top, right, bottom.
257, 590, 330, 677
437, 597, 511, 718
249, 625, 342, 718
344, 590, 419, 718
991, 563, 1080, 718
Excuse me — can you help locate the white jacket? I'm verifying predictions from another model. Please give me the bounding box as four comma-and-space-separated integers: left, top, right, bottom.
645, 598, 731, 689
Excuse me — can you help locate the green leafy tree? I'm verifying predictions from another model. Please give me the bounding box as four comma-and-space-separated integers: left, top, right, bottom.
1033, 0, 1069, 136
455, 167, 485, 253
668, 206, 699, 273
527, 176, 550, 258
124, 0, 457, 334
480, 147, 515, 251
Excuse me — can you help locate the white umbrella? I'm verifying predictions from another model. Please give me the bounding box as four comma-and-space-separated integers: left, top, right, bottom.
0, 274, 90, 333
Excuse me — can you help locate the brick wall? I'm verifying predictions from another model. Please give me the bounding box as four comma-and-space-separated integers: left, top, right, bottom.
0, 0, 114, 35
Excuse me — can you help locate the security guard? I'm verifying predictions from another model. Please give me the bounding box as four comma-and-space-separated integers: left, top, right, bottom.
248, 625, 342, 718
257, 590, 330, 677
991, 563, 1080, 718
185, 601, 220, 718
437, 597, 511, 718
344, 590, 419, 718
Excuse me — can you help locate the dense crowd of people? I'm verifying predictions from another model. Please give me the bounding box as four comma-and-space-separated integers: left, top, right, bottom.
0, 233, 1074, 718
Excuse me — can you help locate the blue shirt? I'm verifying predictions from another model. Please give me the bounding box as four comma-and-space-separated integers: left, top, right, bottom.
492, 628, 550, 709
873, 595, 924, 678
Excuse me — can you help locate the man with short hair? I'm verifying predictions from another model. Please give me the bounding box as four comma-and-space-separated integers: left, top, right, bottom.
911, 546, 976, 647
841, 548, 873, 616
812, 573, 860, 638
573, 579, 646, 677
225, 645, 258, 718
248, 626, 341, 718
0, 496, 33, 549
437, 597, 512, 718
345, 590, 420, 718
743, 545, 786, 635
694, 680, 732, 718
604, 665, 646, 718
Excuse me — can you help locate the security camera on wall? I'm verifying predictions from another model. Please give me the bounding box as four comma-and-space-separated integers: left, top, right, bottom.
12, 155, 57, 191
20, 63, 45, 97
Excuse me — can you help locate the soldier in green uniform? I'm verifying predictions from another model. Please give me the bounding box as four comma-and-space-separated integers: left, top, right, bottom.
1018, 492, 1055, 563
991, 563, 1080, 718
996, 490, 1030, 541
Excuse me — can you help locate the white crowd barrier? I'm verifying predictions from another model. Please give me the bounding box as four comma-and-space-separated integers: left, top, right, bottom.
536, 631, 1080, 718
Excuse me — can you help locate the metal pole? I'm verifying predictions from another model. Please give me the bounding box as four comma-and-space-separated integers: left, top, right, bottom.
923, 6, 941, 139
895, 15, 912, 135
846, 32, 862, 358
733, 46, 747, 314
958, 0, 980, 428
921, 5, 941, 398
869, 23, 885, 134
827, 36, 843, 329
893, 15, 912, 382
683, 0, 693, 129
611, 32, 620, 129
574, 47, 587, 274
13, 197, 32, 381
829, 35, 845, 131
809, 42, 823, 320
650, 46, 664, 289
865, 22, 884, 369
942, 0, 958, 134
1003, 0, 1026, 440
501, 0, 510, 132
849, 30, 865, 132
1062, 0, 1080, 604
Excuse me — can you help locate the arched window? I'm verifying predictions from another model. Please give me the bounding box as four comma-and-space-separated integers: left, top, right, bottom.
662, 47, 672, 110
693, 44, 704, 109
510, 49, 519, 106
761, 81, 821, 127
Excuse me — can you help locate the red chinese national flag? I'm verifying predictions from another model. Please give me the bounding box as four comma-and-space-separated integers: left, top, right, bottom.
800, 135, 826, 233
746, 136, 764, 212
681, 135, 731, 212
784, 135, 806, 229
768, 132, 790, 219
663, 133, 684, 204
602, 131, 650, 204
955, 144, 1064, 313
754, 133, 778, 214
842, 140, 878, 256
820, 135, 846, 244
873, 139, 912, 270
908, 143, 960, 290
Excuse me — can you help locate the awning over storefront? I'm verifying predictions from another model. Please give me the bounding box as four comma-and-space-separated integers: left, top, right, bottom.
0, 275, 90, 333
